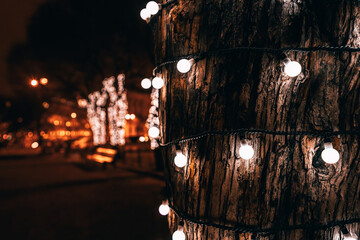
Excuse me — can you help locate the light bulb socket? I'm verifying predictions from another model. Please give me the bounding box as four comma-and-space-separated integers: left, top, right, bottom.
323, 142, 333, 149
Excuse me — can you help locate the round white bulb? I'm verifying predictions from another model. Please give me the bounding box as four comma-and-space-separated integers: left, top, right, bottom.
239, 144, 254, 160
148, 127, 160, 138
140, 8, 151, 20
141, 78, 152, 89
321, 144, 340, 164
172, 230, 186, 240
158, 204, 170, 216
31, 142, 39, 149
146, 1, 159, 15
174, 152, 187, 168
177, 59, 191, 73
344, 236, 357, 240
284, 60, 302, 77
152, 77, 164, 89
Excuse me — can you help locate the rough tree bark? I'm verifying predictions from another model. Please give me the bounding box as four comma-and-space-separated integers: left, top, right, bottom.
152, 0, 360, 239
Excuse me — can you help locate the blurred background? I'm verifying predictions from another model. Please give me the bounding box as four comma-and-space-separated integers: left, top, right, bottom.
0, 0, 169, 239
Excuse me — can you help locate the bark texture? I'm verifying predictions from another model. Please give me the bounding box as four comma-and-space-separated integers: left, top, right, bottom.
152, 0, 360, 239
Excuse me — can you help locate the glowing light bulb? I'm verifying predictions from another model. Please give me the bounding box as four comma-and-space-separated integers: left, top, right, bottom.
344, 236, 357, 240
284, 59, 302, 77
125, 114, 131, 120
239, 143, 254, 160
174, 152, 187, 168
148, 127, 160, 138
172, 230, 186, 240
141, 78, 152, 89
177, 59, 192, 73
139, 136, 146, 142
130, 114, 136, 120
140, 8, 151, 20
146, 1, 159, 15
42, 102, 49, 109
152, 77, 164, 89
40, 78, 48, 85
31, 142, 39, 149
71, 112, 77, 118
321, 143, 340, 164
158, 203, 170, 216
30, 79, 38, 87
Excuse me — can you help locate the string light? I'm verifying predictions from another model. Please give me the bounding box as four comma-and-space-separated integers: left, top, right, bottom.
177, 59, 192, 73
321, 142, 340, 164
174, 151, 187, 168
146, 1, 160, 15
139, 136, 146, 142
40, 77, 48, 85
146, 89, 160, 149
149, 126, 160, 138
284, 58, 302, 77
158, 201, 170, 216
172, 228, 186, 240
152, 77, 164, 89
140, 8, 151, 20
31, 142, 39, 149
141, 78, 152, 89
239, 142, 255, 160
71, 112, 77, 119
30, 79, 38, 87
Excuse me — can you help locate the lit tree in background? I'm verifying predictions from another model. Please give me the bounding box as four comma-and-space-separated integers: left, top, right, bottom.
149, 0, 360, 239
87, 75, 128, 146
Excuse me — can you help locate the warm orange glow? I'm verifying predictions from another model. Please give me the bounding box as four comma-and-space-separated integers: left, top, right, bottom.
130, 114, 136, 120
3, 134, 8, 140
27, 132, 34, 137
66, 131, 71, 136
40, 78, 48, 85
84, 131, 91, 136
30, 79, 39, 87
42, 102, 49, 109
54, 120, 60, 126
77, 99, 87, 108
31, 142, 39, 149
85, 123, 90, 128
71, 112, 77, 118
88, 154, 113, 163
65, 121, 71, 127
40, 131, 45, 136
139, 136, 145, 142
97, 148, 117, 155
144, 136, 149, 142
125, 114, 131, 120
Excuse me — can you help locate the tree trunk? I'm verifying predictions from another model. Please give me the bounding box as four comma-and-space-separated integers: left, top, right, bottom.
152, 0, 360, 239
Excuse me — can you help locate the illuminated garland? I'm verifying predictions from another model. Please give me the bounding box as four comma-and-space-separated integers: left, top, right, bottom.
145, 4, 360, 238
146, 88, 160, 149
87, 74, 128, 146
153, 45, 360, 75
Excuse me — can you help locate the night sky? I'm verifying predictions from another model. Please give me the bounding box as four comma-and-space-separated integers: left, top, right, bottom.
0, 0, 153, 99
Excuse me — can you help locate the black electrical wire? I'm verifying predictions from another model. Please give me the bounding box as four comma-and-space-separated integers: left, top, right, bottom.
153, 45, 360, 75
159, 128, 360, 148
169, 204, 360, 234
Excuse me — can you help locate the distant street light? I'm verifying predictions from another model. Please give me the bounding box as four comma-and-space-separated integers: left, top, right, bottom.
42, 102, 50, 109
30, 79, 39, 87
40, 78, 48, 85
77, 99, 87, 108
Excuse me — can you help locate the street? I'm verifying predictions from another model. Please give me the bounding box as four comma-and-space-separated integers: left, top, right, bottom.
0, 154, 170, 240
